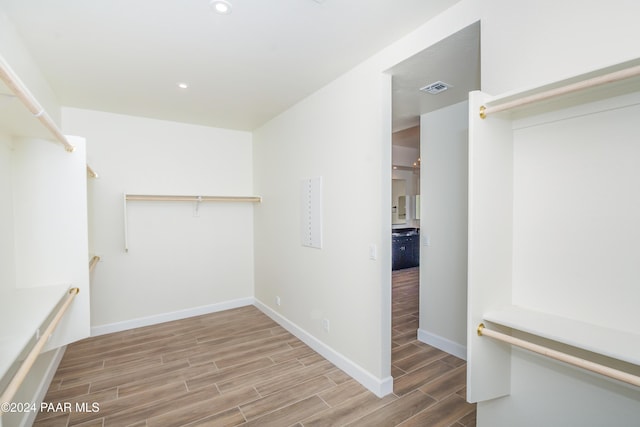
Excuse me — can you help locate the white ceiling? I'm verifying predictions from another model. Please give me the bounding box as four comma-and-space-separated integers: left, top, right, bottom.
0, 0, 463, 131
389, 21, 480, 134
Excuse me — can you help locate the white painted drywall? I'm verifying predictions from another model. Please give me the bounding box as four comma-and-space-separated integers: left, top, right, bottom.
0, 134, 15, 294
62, 108, 255, 329
251, 0, 481, 392
477, 348, 640, 427
512, 97, 640, 332
481, 0, 640, 97
419, 100, 468, 356
253, 65, 391, 380
11, 135, 90, 349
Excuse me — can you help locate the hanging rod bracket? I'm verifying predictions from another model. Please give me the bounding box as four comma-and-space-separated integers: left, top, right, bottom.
477, 322, 485, 336
194, 195, 203, 217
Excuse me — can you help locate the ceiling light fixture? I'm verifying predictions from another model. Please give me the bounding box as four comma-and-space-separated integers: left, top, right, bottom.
177, 82, 189, 89
210, 0, 232, 14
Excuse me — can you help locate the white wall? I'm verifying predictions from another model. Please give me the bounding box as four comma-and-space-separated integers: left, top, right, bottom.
62, 108, 255, 331
512, 98, 640, 330
481, 0, 640, 98
11, 135, 90, 350
253, 65, 392, 392
252, 0, 481, 395
0, 134, 15, 294
479, 349, 640, 427
418, 101, 468, 359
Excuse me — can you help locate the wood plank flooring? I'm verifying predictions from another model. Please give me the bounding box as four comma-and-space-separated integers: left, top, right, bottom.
33, 267, 475, 426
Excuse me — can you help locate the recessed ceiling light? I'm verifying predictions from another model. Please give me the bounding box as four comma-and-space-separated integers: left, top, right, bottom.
210, 0, 232, 14
177, 82, 189, 89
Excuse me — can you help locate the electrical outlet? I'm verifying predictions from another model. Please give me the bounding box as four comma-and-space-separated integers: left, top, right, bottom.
276, 296, 281, 306
322, 318, 330, 333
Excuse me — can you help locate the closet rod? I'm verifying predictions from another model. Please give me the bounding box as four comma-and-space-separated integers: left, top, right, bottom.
125, 194, 261, 202
477, 323, 640, 388
86, 165, 98, 178
0, 288, 80, 412
89, 256, 100, 273
479, 63, 640, 119
0, 54, 75, 152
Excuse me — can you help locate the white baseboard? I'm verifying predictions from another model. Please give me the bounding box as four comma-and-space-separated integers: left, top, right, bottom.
418, 328, 467, 361
91, 297, 254, 336
254, 298, 393, 398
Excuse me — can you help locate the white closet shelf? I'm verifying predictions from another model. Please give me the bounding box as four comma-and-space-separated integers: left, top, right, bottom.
481, 58, 640, 120
484, 305, 640, 366
125, 194, 261, 202
0, 54, 75, 152
123, 193, 261, 252
0, 284, 70, 380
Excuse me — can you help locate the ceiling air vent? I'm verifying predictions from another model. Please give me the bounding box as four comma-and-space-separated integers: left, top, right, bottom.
419, 81, 452, 94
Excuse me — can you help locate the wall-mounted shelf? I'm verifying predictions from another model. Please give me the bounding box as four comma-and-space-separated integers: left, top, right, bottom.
467, 57, 640, 403
484, 306, 640, 366
0, 284, 69, 384
125, 194, 261, 203
0, 286, 79, 410
479, 58, 640, 120
0, 54, 74, 152
477, 319, 640, 389
123, 193, 262, 252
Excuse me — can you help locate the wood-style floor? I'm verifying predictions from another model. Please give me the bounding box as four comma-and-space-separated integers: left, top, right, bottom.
33, 267, 475, 426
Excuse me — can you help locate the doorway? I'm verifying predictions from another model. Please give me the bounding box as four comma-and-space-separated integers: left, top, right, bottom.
387, 22, 480, 386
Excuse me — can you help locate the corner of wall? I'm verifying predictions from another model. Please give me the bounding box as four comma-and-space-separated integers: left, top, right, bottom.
417, 328, 467, 361
254, 298, 394, 398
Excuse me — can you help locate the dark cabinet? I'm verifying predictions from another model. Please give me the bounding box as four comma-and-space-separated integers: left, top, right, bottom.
392, 229, 419, 270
